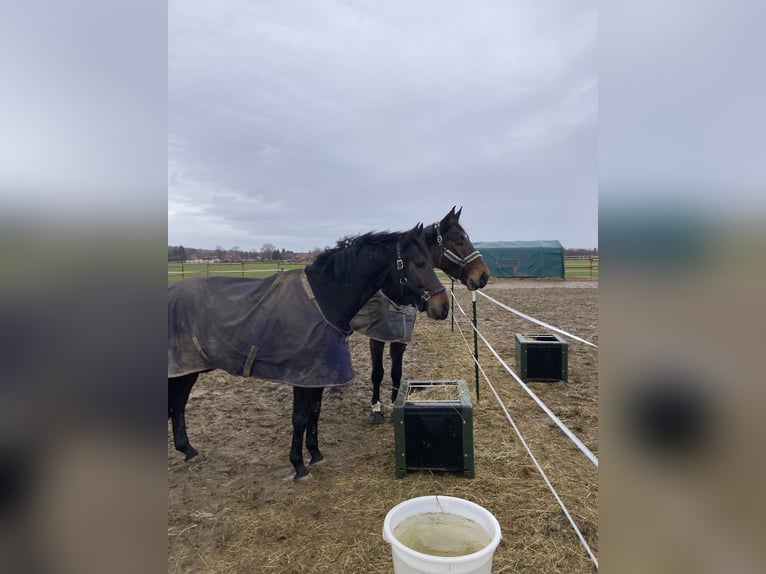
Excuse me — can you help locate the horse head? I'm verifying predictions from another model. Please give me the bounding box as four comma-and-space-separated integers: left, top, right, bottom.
427, 206, 490, 290
381, 223, 450, 320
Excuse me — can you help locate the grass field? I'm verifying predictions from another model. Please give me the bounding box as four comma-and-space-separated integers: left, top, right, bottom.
564, 257, 599, 278
167, 261, 307, 283
168, 258, 598, 282
167, 262, 458, 283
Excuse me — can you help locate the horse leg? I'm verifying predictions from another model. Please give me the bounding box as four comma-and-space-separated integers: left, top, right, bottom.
305, 387, 325, 466
290, 386, 311, 480
168, 373, 199, 461
369, 339, 386, 424
390, 342, 407, 403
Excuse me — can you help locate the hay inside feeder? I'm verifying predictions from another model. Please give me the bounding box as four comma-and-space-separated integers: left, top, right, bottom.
406, 381, 467, 402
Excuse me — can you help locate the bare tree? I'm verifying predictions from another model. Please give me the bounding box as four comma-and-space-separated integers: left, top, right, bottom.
260, 243, 275, 261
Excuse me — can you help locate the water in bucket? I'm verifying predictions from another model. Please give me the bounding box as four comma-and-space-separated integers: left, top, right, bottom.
393, 512, 491, 557
383, 495, 502, 574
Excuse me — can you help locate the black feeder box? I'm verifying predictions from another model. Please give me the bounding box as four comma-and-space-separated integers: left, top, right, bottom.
515, 333, 568, 382
393, 380, 474, 478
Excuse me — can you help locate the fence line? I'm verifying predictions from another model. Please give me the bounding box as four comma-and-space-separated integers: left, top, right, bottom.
564, 255, 598, 277
450, 292, 599, 569
452, 295, 598, 467
476, 290, 598, 348
168, 268, 283, 276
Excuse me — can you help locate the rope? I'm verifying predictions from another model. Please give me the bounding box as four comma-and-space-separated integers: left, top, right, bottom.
452, 294, 598, 468
476, 290, 597, 348
450, 292, 599, 569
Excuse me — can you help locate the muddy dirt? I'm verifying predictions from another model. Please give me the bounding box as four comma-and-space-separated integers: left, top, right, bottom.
168, 277, 598, 573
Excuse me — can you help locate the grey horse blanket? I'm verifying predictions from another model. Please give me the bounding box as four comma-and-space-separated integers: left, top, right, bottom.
349, 290, 417, 344
168, 270, 354, 387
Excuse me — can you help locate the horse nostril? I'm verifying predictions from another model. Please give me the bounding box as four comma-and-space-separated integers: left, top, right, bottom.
480, 272, 488, 288
430, 301, 447, 319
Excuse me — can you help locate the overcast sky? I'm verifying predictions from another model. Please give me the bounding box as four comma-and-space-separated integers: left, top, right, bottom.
168, 1, 597, 253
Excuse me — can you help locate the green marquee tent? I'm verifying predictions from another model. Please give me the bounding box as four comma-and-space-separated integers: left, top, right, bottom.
474, 240, 565, 278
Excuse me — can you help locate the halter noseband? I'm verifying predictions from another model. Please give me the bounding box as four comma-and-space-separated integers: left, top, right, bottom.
431, 222, 483, 280
396, 241, 446, 304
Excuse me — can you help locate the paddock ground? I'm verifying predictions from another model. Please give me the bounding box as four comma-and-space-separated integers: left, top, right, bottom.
168, 277, 598, 573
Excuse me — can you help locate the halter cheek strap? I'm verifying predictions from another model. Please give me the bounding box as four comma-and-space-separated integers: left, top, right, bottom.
396, 241, 445, 303
433, 222, 444, 268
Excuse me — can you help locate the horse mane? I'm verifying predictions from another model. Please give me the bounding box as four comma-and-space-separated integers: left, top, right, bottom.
312, 230, 401, 281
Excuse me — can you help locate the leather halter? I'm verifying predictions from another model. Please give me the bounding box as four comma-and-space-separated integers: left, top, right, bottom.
396, 241, 446, 304
430, 221, 483, 280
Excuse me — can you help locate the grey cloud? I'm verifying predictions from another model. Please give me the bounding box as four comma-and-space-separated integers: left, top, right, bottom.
169, 1, 597, 251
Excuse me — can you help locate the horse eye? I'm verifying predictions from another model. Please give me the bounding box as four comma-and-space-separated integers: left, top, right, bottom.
415, 260, 426, 269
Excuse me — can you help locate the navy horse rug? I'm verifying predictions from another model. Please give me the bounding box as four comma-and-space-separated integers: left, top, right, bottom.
349, 290, 416, 344
168, 270, 354, 387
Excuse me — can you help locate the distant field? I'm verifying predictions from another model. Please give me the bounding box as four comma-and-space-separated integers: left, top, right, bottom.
169, 258, 597, 282
167, 261, 307, 283
565, 257, 599, 278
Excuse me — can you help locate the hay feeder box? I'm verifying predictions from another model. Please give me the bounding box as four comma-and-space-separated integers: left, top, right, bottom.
515, 333, 568, 382
392, 380, 474, 478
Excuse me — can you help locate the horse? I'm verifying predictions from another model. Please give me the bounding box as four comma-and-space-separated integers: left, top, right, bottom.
350, 207, 490, 423
168, 224, 450, 479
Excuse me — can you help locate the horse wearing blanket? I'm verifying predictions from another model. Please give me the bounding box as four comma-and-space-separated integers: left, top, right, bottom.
168, 224, 450, 479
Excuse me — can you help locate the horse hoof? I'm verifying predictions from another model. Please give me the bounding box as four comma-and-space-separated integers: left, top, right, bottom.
294, 467, 311, 481
309, 453, 325, 465
184, 448, 199, 461
370, 412, 385, 425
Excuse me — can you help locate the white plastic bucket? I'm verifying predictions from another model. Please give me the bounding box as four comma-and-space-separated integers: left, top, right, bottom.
382, 495, 502, 574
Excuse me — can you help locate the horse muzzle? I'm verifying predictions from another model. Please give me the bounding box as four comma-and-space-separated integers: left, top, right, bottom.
467, 270, 489, 290
463, 259, 490, 291
425, 289, 450, 320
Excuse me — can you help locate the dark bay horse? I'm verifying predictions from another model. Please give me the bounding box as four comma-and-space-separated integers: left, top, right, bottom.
168, 224, 449, 479
351, 207, 490, 423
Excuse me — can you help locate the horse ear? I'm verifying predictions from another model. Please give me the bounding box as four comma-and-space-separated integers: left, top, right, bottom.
441, 207, 456, 227
455, 206, 462, 220
405, 223, 423, 241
